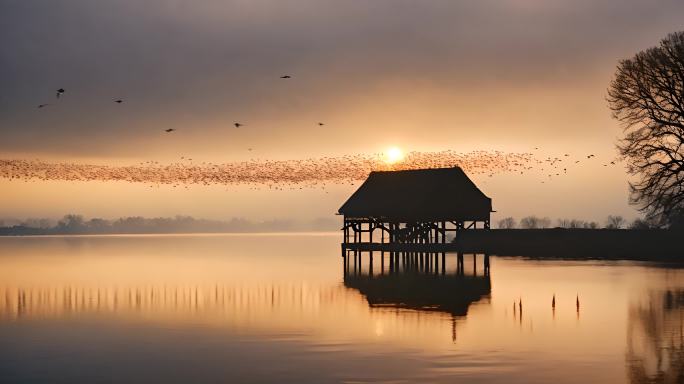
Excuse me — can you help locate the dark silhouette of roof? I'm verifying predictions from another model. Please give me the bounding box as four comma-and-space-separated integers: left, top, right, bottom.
344, 273, 491, 317
338, 167, 492, 221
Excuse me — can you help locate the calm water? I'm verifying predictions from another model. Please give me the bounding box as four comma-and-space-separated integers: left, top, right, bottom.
0, 234, 682, 383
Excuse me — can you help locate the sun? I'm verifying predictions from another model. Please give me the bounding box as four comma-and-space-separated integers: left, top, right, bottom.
384, 147, 404, 164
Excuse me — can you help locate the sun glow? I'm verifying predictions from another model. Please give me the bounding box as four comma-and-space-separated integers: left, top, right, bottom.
384, 147, 404, 164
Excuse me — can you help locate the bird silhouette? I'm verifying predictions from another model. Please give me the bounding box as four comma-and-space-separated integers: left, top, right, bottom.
164, 129, 175, 133
576, 295, 580, 310
552, 294, 556, 308
56, 88, 65, 98
280, 75, 291, 79
114, 99, 123, 103
37, 104, 49, 108
318, 122, 325, 126
234, 123, 243, 128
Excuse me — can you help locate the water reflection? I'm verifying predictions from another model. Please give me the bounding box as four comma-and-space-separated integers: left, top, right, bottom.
344, 261, 491, 342
0, 284, 351, 320
4, 235, 684, 383
627, 290, 684, 383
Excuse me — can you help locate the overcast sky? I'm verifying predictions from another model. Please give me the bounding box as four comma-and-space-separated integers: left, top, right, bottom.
1, 0, 683, 222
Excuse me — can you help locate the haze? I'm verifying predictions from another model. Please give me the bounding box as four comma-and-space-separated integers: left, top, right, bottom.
2, 0, 684, 223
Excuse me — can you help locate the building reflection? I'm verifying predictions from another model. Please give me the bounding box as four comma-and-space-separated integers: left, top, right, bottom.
627, 289, 684, 383
343, 252, 491, 341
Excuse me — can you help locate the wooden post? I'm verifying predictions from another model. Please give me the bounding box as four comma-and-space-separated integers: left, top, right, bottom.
380, 223, 385, 269
343, 254, 347, 277
369, 251, 373, 277
457, 252, 463, 275
369, 225, 374, 270
473, 253, 477, 276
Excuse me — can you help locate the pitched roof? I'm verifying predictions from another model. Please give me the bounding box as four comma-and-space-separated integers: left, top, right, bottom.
338, 167, 492, 221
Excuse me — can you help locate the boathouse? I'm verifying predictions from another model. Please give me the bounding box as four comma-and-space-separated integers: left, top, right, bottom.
338, 167, 493, 275
339, 167, 492, 243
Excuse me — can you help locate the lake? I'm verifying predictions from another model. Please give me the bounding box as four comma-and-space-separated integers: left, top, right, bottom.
0, 233, 681, 383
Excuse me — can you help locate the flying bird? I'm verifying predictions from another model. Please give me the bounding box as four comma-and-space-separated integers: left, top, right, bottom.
56, 88, 65, 98
234, 123, 243, 128
164, 129, 175, 133
318, 122, 325, 126
280, 75, 291, 79
114, 99, 123, 103
37, 104, 49, 108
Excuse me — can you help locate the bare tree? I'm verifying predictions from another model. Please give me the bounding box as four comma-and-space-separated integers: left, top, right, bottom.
557, 218, 571, 228
608, 31, 684, 227
539, 217, 552, 228
630, 218, 655, 229
497, 217, 517, 229
520, 216, 551, 229
606, 215, 626, 229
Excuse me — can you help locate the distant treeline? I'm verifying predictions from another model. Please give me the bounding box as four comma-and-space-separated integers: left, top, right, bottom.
496, 215, 658, 230
0, 214, 340, 235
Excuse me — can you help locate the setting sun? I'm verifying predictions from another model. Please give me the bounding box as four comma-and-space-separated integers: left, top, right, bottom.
384, 147, 404, 164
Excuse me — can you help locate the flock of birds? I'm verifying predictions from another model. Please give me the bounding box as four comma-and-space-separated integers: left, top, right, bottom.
35, 77, 325, 133
16, 80, 622, 189
0, 149, 621, 189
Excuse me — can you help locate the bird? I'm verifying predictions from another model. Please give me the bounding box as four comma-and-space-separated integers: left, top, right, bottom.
318, 122, 325, 126
552, 294, 556, 309
56, 88, 65, 98
576, 295, 580, 310
164, 129, 175, 133
114, 99, 123, 103
280, 75, 291, 79
37, 104, 49, 108
234, 122, 243, 128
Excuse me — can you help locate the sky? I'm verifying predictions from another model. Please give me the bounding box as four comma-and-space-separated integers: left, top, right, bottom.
1, 0, 684, 224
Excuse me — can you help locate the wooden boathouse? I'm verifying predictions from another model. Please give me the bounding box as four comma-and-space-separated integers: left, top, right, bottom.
339, 167, 493, 275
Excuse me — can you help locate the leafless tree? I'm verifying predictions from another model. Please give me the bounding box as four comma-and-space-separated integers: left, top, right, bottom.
557, 218, 571, 228
520, 216, 551, 229
630, 218, 655, 229
608, 31, 684, 227
497, 217, 517, 229
606, 215, 626, 229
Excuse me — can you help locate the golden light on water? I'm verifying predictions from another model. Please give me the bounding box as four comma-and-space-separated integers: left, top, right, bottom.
384, 147, 404, 164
